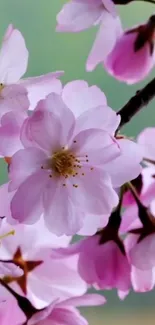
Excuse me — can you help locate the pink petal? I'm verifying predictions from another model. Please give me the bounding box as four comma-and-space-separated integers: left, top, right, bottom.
78, 214, 109, 236
131, 267, 155, 292
43, 179, 84, 236
0, 84, 29, 119
137, 127, 155, 161
0, 25, 28, 83
21, 94, 75, 150
68, 167, 119, 215
104, 139, 142, 187
9, 147, 47, 191
86, 13, 122, 71
59, 293, 106, 308
49, 306, 88, 325
71, 128, 120, 165
56, 1, 103, 32
75, 105, 120, 135
62, 80, 107, 118
0, 111, 25, 156
20, 71, 63, 110
10, 170, 48, 223
129, 234, 155, 270
0, 183, 14, 223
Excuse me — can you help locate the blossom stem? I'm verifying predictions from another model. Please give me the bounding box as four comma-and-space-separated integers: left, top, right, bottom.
117, 77, 155, 131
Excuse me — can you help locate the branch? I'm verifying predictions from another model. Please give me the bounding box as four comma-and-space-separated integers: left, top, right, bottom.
117, 77, 155, 131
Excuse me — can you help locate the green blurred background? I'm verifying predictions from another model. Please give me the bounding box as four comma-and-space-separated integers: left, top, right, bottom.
0, 0, 155, 323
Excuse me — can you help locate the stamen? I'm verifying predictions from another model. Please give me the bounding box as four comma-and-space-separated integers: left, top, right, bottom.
0, 230, 15, 241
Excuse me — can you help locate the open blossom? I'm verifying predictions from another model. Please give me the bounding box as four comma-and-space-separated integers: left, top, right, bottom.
0, 218, 86, 309
56, 0, 123, 72
105, 16, 155, 84
7, 87, 143, 236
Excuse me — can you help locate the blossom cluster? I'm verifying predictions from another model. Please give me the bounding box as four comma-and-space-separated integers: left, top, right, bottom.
0, 0, 155, 324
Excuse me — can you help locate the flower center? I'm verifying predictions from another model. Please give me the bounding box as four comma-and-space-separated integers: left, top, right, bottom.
49, 149, 76, 177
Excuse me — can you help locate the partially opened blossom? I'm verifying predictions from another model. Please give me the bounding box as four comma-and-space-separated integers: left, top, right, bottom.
0, 218, 86, 309
51, 232, 131, 298
125, 234, 155, 292
105, 15, 155, 84
0, 24, 63, 117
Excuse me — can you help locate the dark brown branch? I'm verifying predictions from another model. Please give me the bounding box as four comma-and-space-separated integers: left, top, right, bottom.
117, 77, 155, 131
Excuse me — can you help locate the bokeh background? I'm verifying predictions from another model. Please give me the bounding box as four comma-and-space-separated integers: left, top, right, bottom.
0, 0, 155, 323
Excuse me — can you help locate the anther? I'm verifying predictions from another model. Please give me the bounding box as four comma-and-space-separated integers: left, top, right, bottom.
90, 167, 94, 171
41, 166, 44, 169
86, 155, 88, 158
73, 140, 77, 143
82, 173, 85, 176
49, 175, 52, 178
63, 184, 66, 187
86, 159, 89, 162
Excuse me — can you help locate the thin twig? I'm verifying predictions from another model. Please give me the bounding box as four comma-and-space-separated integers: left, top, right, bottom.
117, 77, 155, 131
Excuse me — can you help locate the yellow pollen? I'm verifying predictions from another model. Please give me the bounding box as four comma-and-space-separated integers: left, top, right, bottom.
0, 230, 15, 241
49, 149, 76, 177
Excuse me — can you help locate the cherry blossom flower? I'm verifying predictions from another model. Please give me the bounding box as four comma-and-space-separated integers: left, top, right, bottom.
8, 93, 122, 235
0, 218, 86, 309
56, 1, 123, 72
105, 16, 155, 84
